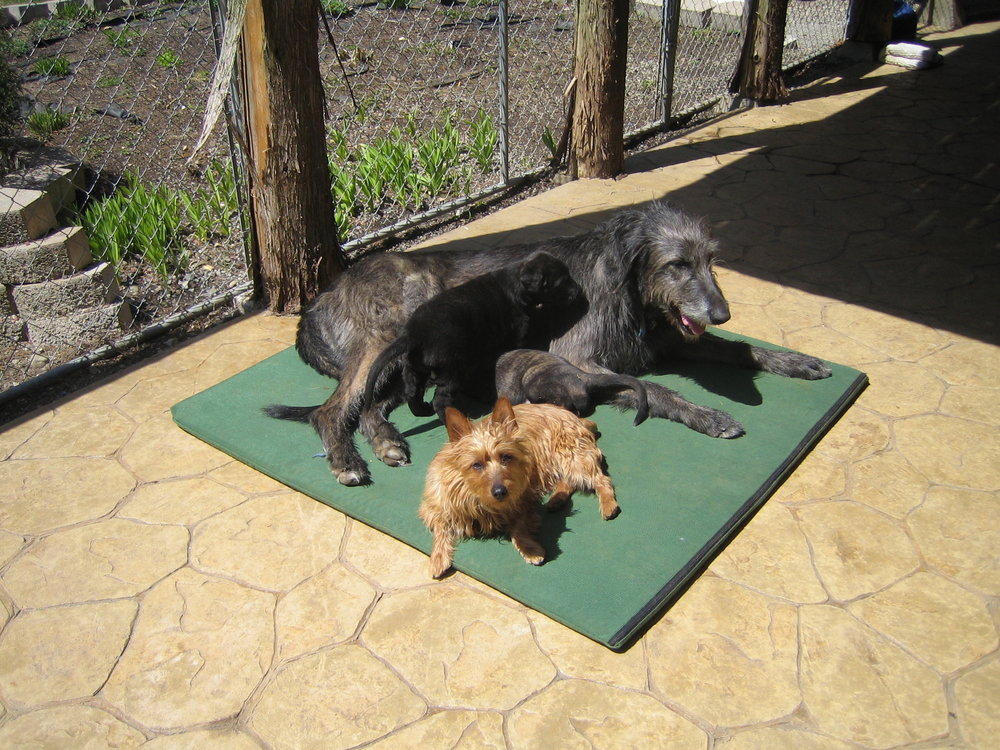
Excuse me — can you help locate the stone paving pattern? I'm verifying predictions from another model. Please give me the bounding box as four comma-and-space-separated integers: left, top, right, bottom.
0, 20, 998, 750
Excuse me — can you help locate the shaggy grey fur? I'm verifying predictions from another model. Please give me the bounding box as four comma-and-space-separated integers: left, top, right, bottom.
266, 201, 832, 486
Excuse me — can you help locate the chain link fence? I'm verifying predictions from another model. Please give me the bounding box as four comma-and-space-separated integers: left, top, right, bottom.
1, 0, 246, 397
0, 0, 850, 401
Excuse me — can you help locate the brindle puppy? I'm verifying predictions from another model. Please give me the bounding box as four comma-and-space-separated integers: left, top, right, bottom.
266, 201, 832, 486
361, 252, 585, 421
495, 349, 650, 426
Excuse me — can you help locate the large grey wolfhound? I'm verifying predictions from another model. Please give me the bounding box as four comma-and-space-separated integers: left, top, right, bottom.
267, 201, 832, 486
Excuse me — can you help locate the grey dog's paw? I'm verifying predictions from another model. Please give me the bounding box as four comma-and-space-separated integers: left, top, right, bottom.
763, 350, 833, 380
701, 408, 745, 439
336, 467, 369, 486
796, 356, 833, 380
373, 438, 410, 467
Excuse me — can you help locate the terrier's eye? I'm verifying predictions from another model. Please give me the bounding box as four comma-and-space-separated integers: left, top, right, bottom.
471, 461, 484, 471
500, 454, 514, 465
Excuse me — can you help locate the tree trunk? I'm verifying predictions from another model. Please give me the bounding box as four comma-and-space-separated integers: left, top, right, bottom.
242, 0, 343, 314
730, 0, 790, 102
570, 0, 630, 179
920, 0, 965, 31
850, 0, 894, 43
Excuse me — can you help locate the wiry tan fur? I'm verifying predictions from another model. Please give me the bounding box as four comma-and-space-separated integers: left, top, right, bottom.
419, 397, 620, 578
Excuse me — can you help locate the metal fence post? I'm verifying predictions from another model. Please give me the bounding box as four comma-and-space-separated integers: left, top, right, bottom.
659, 0, 681, 125
498, 0, 510, 185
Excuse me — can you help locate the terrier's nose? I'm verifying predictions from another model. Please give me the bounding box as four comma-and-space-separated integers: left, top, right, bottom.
491, 485, 508, 499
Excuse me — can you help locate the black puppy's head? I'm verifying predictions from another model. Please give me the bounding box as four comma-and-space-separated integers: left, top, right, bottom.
517, 252, 582, 309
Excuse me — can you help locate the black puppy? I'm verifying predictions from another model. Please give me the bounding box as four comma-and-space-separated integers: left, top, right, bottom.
362, 252, 584, 420
496, 349, 650, 426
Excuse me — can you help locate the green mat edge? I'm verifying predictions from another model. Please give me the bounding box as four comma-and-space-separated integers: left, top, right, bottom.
607, 368, 868, 649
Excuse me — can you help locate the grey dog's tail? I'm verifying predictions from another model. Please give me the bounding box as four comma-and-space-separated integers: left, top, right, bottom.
262, 403, 318, 422
591, 374, 650, 426
362, 336, 409, 412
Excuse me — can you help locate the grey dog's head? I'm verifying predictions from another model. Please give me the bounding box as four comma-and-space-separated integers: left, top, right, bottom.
631, 203, 730, 341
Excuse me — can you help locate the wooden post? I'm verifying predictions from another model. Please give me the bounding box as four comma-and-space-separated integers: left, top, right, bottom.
850, 0, 894, 43
241, 0, 343, 313
570, 0, 630, 179
730, 0, 791, 103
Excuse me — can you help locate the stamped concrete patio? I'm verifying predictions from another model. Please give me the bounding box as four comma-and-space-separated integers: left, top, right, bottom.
1, 19, 998, 750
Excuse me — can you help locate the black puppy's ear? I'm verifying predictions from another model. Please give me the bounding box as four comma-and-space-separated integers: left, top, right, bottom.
444, 407, 472, 442
490, 397, 518, 431
519, 253, 548, 297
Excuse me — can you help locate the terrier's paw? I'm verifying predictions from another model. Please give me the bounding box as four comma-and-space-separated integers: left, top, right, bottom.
429, 558, 453, 579
602, 504, 622, 521
546, 492, 571, 512
516, 540, 546, 566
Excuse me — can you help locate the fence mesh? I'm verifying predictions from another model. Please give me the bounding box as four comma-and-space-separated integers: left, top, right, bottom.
1, 0, 245, 393
0, 0, 849, 398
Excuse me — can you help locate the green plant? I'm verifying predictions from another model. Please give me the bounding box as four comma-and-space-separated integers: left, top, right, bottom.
33, 56, 71, 77
468, 109, 498, 174
378, 0, 410, 8
0, 33, 32, 59
321, 0, 353, 17
26, 107, 70, 139
355, 142, 390, 211
156, 49, 181, 69
417, 115, 462, 198
328, 125, 351, 163
179, 160, 238, 241
541, 126, 558, 160
27, 17, 81, 44
97, 75, 123, 88
103, 27, 135, 50
54, 2, 96, 23
328, 160, 356, 243
82, 174, 187, 282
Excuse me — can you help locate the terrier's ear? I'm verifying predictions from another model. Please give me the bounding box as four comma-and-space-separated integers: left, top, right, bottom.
490, 397, 518, 430
444, 407, 473, 442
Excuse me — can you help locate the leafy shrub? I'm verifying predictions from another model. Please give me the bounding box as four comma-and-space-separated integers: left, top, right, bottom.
26, 108, 71, 139
33, 56, 71, 77
156, 49, 181, 69
82, 174, 187, 282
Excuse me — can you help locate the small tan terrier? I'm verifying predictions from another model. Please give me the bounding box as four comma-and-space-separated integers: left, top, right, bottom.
419, 397, 620, 578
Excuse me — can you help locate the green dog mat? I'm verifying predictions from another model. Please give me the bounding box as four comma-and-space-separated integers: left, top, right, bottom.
172, 330, 866, 650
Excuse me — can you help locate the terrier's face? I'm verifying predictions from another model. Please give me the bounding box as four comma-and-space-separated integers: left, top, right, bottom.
444, 402, 534, 511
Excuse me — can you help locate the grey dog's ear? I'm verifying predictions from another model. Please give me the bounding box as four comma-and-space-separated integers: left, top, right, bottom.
444, 407, 472, 442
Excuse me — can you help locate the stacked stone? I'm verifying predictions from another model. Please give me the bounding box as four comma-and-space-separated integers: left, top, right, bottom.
0, 145, 131, 359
